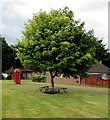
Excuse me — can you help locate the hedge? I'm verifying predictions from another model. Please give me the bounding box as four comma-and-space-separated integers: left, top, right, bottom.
32, 74, 46, 82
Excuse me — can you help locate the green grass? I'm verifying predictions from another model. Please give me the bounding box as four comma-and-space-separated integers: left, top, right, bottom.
2, 80, 109, 118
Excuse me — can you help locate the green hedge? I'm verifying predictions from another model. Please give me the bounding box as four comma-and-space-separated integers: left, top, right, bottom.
32, 74, 46, 82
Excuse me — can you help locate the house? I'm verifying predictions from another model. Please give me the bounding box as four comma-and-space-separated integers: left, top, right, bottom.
80, 63, 110, 88
46, 72, 80, 85
21, 69, 33, 79
3, 66, 14, 79
46, 63, 110, 88
3, 66, 33, 80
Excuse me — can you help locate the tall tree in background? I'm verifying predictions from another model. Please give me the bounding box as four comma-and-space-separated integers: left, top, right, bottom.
16, 7, 103, 90
10, 44, 23, 69
1, 35, 15, 72
102, 52, 110, 68
1, 35, 23, 72
94, 39, 107, 62
93, 39, 110, 68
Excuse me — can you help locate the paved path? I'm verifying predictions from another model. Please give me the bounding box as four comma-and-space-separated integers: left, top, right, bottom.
21, 81, 110, 95
67, 88, 110, 94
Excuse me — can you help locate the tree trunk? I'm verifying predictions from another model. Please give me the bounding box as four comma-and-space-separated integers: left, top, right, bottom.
50, 71, 55, 93
51, 76, 54, 89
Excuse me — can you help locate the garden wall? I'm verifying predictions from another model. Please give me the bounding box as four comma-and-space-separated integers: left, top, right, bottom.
46, 72, 80, 85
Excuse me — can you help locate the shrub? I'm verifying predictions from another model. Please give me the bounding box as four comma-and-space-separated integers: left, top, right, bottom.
32, 74, 46, 82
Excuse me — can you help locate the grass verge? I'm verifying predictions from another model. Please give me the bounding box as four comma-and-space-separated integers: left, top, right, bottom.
2, 80, 109, 118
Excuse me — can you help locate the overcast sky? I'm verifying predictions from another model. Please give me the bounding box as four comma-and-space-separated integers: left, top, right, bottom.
0, 0, 109, 48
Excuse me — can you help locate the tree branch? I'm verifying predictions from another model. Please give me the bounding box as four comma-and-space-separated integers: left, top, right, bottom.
50, 70, 57, 78
53, 71, 57, 78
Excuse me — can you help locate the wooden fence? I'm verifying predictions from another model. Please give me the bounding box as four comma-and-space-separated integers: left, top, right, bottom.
80, 75, 110, 88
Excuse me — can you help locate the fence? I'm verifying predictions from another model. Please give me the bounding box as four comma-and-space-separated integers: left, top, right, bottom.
80, 75, 110, 88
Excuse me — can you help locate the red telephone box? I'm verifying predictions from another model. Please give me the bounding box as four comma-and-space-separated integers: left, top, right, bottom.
14, 69, 21, 84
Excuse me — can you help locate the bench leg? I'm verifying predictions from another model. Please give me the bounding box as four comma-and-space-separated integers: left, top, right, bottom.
58, 89, 60, 93
39, 88, 43, 92
63, 89, 67, 93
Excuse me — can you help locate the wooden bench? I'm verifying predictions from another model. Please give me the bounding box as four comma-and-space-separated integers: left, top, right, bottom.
57, 87, 67, 93
39, 86, 49, 92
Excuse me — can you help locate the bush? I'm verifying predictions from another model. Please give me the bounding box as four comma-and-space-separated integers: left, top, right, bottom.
32, 74, 46, 82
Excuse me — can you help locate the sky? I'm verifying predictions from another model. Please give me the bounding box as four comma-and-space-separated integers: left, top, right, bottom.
0, 0, 109, 48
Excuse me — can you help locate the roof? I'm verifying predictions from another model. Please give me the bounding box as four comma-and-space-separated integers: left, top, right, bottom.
88, 63, 110, 74
21, 69, 33, 72
5, 66, 14, 73
5, 67, 33, 73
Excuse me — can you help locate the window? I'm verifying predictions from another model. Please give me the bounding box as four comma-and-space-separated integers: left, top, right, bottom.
102, 74, 107, 80
97, 74, 102, 79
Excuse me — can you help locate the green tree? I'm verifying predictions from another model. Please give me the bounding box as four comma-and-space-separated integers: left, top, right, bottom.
94, 39, 107, 62
1, 35, 15, 72
10, 44, 23, 69
102, 52, 110, 68
1, 35, 23, 72
92, 39, 110, 68
17, 7, 100, 89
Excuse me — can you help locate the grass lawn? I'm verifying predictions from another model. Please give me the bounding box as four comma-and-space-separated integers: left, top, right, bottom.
2, 80, 109, 118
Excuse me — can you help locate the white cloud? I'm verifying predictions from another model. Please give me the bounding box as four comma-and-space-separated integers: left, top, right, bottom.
74, 2, 108, 47
1, 1, 28, 44
20, 0, 88, 18
0, 0, 109, 48
78, 2, 107, 12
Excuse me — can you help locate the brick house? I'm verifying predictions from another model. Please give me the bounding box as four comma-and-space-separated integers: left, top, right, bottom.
80, 63, 110, 88
46, 72, 80, 85
46, 63, 110, 87
3, 67, 33, 80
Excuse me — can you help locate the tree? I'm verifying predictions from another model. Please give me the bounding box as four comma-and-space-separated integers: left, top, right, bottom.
94, 39, 107, 62
1, 35, 15, 72
102, 52, 110, 68
10, 44, 23, 69
92, 39, 110, 68
17, 7, 100, 90
1, 35, 23, 72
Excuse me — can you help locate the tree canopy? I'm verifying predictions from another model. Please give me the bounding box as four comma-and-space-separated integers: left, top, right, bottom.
1, 35, 23, 72
102, 51, 110, 68
16, 7, 105, 88
1, 36, 15, 72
